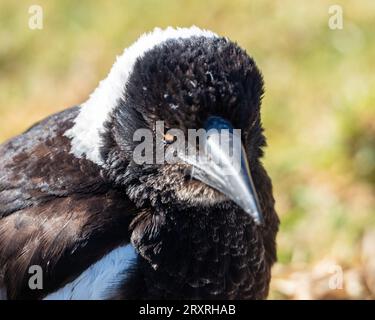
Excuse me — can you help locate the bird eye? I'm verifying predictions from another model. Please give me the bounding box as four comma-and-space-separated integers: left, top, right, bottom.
164, 132, 176, 144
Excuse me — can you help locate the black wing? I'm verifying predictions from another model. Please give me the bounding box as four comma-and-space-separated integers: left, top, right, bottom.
0, 107, 135, 299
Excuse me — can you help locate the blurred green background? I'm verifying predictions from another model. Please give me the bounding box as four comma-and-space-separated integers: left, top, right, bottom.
1, 0, 374, 299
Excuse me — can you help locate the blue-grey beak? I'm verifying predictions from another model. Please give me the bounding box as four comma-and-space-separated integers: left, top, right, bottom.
181, 116, 264, 225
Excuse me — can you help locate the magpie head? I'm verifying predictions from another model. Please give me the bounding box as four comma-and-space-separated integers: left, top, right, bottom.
97, 29, 266, 225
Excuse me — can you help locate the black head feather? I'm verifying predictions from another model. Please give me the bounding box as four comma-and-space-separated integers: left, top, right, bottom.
102, 36, 266, 207
99, 34, 278, 299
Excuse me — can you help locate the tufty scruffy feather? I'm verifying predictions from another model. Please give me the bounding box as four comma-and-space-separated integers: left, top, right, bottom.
65, 26, 218, 165
0, 26, 278, 300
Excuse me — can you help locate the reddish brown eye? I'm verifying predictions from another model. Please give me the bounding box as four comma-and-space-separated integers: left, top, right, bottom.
164, 133, 176, 144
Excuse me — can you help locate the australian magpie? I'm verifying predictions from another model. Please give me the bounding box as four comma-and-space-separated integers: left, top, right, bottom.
0, 26, 279, 300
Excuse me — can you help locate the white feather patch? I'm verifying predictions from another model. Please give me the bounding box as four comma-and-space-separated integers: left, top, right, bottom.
65, 26, 218, 165
44, 244, 136, 300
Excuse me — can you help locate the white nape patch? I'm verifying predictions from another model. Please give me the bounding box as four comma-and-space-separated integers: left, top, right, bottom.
44, 244, 136, 300
0, 287, 7, 300
65, 26, 218, 165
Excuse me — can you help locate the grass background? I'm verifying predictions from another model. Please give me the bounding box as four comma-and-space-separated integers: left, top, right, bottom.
1, 0, 374, 299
